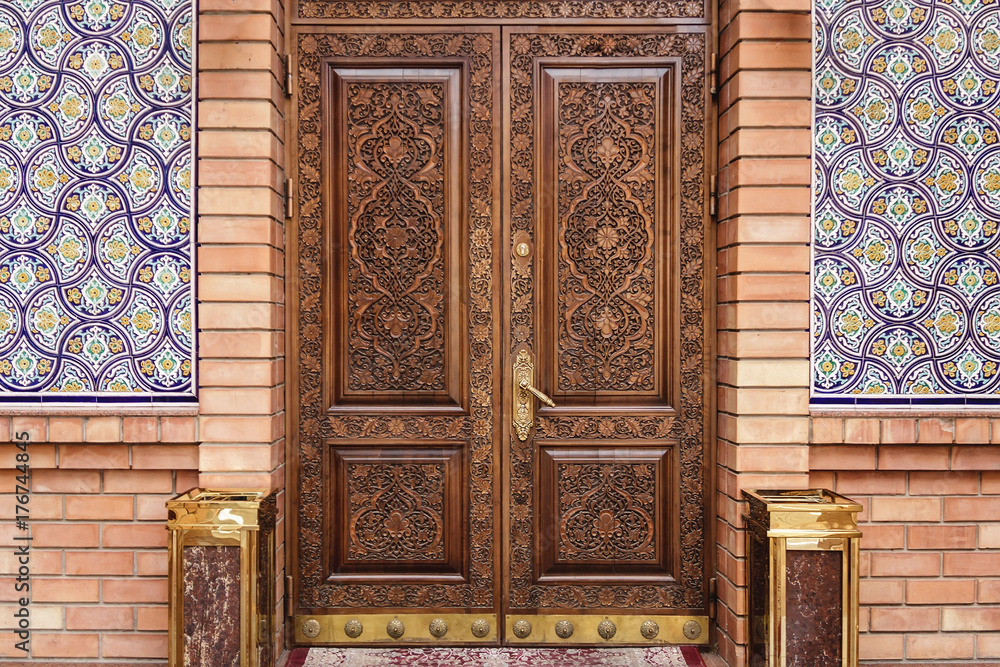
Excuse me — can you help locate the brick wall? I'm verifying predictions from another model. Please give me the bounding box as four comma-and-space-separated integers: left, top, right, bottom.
715, 0, 813, 662
811, 418, 1000, 663
196, 0, 289, 655
0, 416, 197, 661
0, 0, 289, 660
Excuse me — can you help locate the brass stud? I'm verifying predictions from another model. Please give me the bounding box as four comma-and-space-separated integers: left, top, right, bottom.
344, 619, 363, 638
429, 618, 448, 638
683, 619, 702, 640
301, 618, 321, 639
512, 619, 532, 638
640, 619, 659, 639
554, 620, 574, 638
386, 618, 405, 639
597, 619, 617, 640
471, 619, 490, 638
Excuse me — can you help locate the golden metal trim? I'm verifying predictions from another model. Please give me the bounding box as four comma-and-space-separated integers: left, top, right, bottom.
512, 347, 554, 441
294, 614, 499, 643
503, 615, 710, 645
167, 488, 274, 667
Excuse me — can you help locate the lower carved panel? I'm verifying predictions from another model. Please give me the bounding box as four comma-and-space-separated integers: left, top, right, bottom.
328, 443, 466, 582
536, 445, 674, 582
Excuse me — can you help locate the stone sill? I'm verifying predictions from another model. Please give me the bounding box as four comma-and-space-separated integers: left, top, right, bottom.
0, 403, 199, 417
811, 407, 1000, 418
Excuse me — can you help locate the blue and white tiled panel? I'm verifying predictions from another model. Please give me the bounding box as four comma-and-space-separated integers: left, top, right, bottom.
0, 0, 194, 401
813, 0, 1000, 405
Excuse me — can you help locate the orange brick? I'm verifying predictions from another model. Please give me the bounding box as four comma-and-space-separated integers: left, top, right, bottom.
33, 523, 99, 548
65, 495, 134, 521
104, 470, 174, 493
869, 607, 940, 632
103, 525, 168, 549
32, 469, 100, 493
985, 471, 1000, 494
882, 418, 916, 445
844, 419, 880, 444
810, 445, 875, 470
859, 633, 904, 660
907, 579, 976, 605
955, 418, 990, 443
917, 418, 955, 444
32, 632, 99, 658
48, 417, 84, 442
944, 497, 1000, 521
908, 471, 979, 495
907, 524, 976, 549
0, 443, 55, 469
952, 445, 1000, 470
34, 577, 99, 602
136, 494, 172, 521
979, 524, 1000, 548
137, 552, 168, 577
0, 549, 61, 575
137, 606, 168, 631
906, 634, 974, 660
84, 417, 121, 443
199, 415, 281, 444
199, 160, 278, 189
66, 605, 134, 630
159, 418, 198, 444
836, 471, 906, 495
59, 444, 128, 469
869, 497, 940, 522
176, 470, 200, 493
123, 417, 159, 443
857, 523, 905, 549
981, 634, 1000, 659
65, 551, 134, 576
11, 417, 45, 442
877, 445, 949, 470
944, 552, 1000, 576
870, 552, 941, 577
103, 578, 168, 604
860, 579, 904, 605
102, 632, 168, 658
979, 580, 1000, 603
200, 331, 280, 357
198, 14, 279, 43
942, 607, 1000, 631
132, 444, 199, 469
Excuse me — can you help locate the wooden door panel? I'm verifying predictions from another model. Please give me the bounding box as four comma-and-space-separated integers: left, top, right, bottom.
291, 27, 501, 612
325, 66, 467, 412
328, 442, 466, 582
536, 444, 675, 582
504, 28, 710, 616
537, 66, 677, 409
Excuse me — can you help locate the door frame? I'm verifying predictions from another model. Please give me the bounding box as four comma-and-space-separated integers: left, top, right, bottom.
284, 6, 718, 648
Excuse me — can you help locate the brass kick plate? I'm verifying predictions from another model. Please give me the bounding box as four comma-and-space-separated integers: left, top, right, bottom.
293, 613, 708, 645
295, 613, 499, 643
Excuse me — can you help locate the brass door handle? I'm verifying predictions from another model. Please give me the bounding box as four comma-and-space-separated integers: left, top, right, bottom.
513, 348, 555, 441
520, 379, 555, 407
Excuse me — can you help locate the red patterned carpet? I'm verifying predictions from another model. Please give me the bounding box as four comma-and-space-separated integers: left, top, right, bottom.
286, 647, 707, 667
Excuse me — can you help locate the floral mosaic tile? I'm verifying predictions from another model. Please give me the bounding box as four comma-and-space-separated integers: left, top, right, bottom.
813, 0, 1000, 402
0, 0, 194, 399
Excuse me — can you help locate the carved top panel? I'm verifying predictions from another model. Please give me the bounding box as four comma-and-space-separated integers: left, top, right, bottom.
296, 0, 706, 21
556, 81, 657, 393
345, 81, 448, 393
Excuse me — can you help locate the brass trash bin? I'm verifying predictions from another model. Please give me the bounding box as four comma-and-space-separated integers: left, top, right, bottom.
743, 489, 862, 667
167, 489, 277, 667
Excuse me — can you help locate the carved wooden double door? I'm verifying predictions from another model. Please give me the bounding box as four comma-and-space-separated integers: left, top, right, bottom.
289, 18, 713, 646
